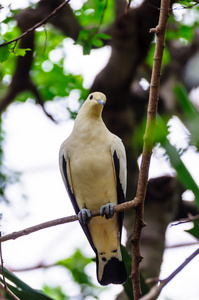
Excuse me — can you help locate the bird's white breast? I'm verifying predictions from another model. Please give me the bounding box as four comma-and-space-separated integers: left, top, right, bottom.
67, 124, 117, 211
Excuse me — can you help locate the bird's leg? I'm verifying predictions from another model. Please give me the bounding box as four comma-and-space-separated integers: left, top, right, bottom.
78, 208, 92, 224
100, 203, 114, 219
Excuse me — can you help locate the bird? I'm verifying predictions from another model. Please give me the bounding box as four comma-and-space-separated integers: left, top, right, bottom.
59, 92, 127, 285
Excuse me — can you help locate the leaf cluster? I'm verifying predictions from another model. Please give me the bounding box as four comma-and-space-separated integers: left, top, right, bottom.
74, 0, 115, 28
43, 248, 106, 299
75, 29, 111, 55
0, 15, 31, 62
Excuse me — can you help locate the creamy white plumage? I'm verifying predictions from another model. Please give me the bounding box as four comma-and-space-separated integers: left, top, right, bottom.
59, 92, 127, 285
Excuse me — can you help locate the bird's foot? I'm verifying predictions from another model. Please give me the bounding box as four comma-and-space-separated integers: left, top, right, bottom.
78, 208, 92, 224
100, 203, 114, 219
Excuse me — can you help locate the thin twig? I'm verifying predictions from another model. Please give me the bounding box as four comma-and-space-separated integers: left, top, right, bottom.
130, 0, 171, 299
0, 0, 70, 48
0, 198, 137, 243
170, 213, 199, 226
140, 248, 199, 300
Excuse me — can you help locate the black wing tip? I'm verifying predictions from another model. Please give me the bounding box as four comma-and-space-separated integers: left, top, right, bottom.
98, 257, 127, 286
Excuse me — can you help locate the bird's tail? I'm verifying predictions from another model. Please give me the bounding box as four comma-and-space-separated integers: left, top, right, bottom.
96, 247, 127, 285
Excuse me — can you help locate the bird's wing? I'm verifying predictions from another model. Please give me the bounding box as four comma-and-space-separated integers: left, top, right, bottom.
59, 146, 96, 252
111, 137, 127, 240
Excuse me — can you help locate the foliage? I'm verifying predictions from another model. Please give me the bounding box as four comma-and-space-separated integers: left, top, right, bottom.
56, 249, 105, 299
0, 249, 106, 300
0, 266, 53, 300
155, 115, 199, 208
42, 285, 69, 300
186, 218, 199, 239
42, 248, 106, 300
174, 84, 199, 148
75, 29, 111, 55
135, 84, 199, 239
153, 83, 199, 241
0, 41, 9, 63
74, 0, 115, 28
0, 19, 31, 62
74, 0, 113, 54
56, 248, 94, 285
0, 15, 88, 107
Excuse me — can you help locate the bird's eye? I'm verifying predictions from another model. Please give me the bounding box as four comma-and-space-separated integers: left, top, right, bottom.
89, 95, 93, 100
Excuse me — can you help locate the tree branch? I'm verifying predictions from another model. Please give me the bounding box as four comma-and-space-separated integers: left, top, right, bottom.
140, 247, 199, 300
0, 198, 137, 243
130, 0, 171, 298
0, 0, 70, 48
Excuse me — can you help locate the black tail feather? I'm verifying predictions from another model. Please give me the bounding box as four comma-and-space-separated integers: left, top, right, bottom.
97, 257, 127, 286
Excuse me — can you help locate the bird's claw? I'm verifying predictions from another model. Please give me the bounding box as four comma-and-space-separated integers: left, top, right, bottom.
100, 203, 114, 219
78, 208, 92, 224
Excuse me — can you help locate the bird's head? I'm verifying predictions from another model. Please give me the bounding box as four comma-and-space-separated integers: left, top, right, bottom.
87, 92, 106, 106
78, 92, 107, 119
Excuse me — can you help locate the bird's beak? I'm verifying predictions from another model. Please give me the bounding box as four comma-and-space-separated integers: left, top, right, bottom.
97, 99, 105, 106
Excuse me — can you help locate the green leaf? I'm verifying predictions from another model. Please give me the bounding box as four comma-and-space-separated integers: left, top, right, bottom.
174, 84, 197, 119
55, 249, 105, 298
77, 29, 91, 42
57, 248, 93, 285
0, 267, 53, 300
0, 42, 10, 62
92, 32, 111, 48
83, 43, 92, 55
14, 48, 31, 57
75, 28, 110, 55
92, 37, 104, 47
42, 285, 69, 300
95, 32, 111, 40
156, 115, 199, 208
174, 84, 199, 148
186, 219, 199, 239
75, 0, 115, 28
